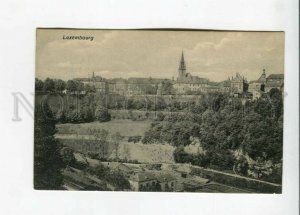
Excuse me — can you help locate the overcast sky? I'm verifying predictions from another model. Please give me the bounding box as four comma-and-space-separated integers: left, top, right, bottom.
36, 29, 284, 82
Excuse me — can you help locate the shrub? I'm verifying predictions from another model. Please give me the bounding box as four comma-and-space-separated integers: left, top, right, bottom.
95, 106, 111, 122
128, 136, 142, 143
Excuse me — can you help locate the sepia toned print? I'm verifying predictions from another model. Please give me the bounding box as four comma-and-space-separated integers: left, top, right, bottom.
35, 29, 284, 193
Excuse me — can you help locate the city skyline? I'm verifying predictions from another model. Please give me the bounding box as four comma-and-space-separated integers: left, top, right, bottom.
36, 29, 284, 82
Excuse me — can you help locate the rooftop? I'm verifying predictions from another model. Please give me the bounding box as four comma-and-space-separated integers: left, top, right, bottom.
74, 76, 107, 82
155, 173, 177, 182
231, 73, 245, 82
128, 77, 166, 84
265, 82, 284, 87
267, 74, 284, 79
129, 172, 157, 182
177, 73, 209, 84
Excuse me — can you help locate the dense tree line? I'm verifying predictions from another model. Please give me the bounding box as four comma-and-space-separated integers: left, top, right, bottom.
34, 102, 66, 189
35, 78, 94, 94
142, 89, 283, 182
36, 77, 177, 95
108, 95, 195, 112
39, 92, 111, 124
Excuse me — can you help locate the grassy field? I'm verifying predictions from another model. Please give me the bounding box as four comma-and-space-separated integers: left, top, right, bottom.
56, 119, 175, 163
110, 142, 174, 163
56, 119, 152, 137
59, 138, 175, 164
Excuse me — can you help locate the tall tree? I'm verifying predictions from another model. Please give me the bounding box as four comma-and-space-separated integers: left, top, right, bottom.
95, 105, 111, 122
35, 78, 44, 92
84, 84, 96, 93
34, 102, 65, 189
161, 81, 174, 95
43, 78, 55, 92
54, 79, 66, 93
66, 80, 77, 93
75, 80, 84, 93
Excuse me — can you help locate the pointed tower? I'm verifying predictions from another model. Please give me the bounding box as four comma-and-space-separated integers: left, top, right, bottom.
178, 51, 186, 80
258, 68, 266, 83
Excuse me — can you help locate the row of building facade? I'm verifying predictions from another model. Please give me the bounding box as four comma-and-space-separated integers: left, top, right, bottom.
73, 52, 284, 100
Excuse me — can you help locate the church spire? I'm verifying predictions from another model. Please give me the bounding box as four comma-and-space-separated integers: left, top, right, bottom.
179, 50, 186, 71
262, 67, 266, 76
178, 50, 187, 80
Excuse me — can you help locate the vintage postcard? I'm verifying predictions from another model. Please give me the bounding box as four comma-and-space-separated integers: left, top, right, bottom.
35, 29, 284, 193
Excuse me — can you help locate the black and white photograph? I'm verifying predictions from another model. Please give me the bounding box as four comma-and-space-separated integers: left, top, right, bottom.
0, 1, 298, 214
35, 29, 284, 193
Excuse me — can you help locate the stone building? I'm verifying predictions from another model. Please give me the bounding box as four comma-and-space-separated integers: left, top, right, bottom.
128, 172, 158, 191
109, 78, 127, 95
108, 77, 163, 96
248, 69, 284, 99
230, 73, 248, 96
265, 74, 284, 93
75, 72, 108, 94
156, 173, 177, 191
128, 172, 177, 192
173, 51, 209, 94
248, 69, 267, 99
220, 79, 231, 93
